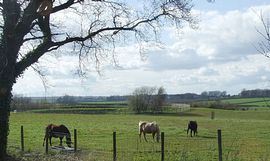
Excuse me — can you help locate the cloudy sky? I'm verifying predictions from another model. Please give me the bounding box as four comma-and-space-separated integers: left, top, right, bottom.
13, 0, 270, 97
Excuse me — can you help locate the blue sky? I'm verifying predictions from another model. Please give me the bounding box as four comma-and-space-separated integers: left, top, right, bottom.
13, 0, 270, 97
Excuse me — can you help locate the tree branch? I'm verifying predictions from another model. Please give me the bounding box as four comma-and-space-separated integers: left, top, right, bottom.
15, 41, 53, 77
15, 0, 75, 41
37, 15, 52, 41
52, 0, 76, 14
256, 11, 270, 57
23, 36, 45, 42
14, 0, 194, 78
52, 12, 165, 48
14, 0, 40, 44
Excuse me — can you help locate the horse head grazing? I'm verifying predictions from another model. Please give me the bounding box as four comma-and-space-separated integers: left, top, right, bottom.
65, 134, 72, 147
43, 124, 72, 147
60, 125, 72, 147
139, 121, 160, 143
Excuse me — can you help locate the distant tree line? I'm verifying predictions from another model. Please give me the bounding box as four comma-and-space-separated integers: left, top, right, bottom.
240, 89, 270, 98
54, 95, 127, 103
201, 91, 227, 98
11, 95, 31, 111
166, 90, 229, 103
56, 95, 76, 105
12, 89, 270, 108
11, 94, 51, 111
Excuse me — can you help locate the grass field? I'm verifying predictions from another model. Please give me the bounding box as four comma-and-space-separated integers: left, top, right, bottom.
7, 106, 270, 161
221, 97, 270, 107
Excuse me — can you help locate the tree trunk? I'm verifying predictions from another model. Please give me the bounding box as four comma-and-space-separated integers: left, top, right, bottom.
0, 79, 13, 160
0, 1, 22, 158
0, 51, 15, 159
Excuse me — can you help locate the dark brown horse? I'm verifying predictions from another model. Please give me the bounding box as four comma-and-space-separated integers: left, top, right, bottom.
187, 121, 198, 137
139, 121, 160, 142
42, 124, 72, 147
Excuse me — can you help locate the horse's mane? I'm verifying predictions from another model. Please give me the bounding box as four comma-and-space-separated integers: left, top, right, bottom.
59, 124, 71, 136
45, 124, 55, 132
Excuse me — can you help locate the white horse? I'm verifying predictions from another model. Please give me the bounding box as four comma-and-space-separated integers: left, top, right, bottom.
139, 121, 160, 142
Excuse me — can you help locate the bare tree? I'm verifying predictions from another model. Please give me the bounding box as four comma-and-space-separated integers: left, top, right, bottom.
256, 12, 270, 57
0, 0, 196, 158
153, 86, 166, 112
128, 86, 166, 113
128, 86, 156, 113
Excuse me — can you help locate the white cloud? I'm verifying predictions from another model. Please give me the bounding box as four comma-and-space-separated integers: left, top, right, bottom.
13, 4, 270, 96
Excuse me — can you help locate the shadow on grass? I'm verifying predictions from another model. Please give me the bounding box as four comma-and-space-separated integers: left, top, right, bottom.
198, 135, 217, 139
5, 155, 21, 161
7, 153, 83, 161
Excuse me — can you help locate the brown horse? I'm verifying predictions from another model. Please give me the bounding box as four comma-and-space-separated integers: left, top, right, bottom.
42, 124, 72, 147
139, 121, 160, 142
187, 121, 198, 137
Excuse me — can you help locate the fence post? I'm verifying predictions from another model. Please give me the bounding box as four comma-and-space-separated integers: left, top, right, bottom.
217, 129, 222, 161
21, 126, 24, 152
113, 131, 117, 161
74, 129, 77, 152
45, 135, 48, 154
161, 132, 164, 161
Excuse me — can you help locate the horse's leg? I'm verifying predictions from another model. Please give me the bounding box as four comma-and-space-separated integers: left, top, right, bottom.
191, 130, 193, 137
59, 137, 63, 146
49, 136, 52, 146
43, 135, 46, 146
139, 131, 142, 142
143, 133, 148, 142
152, 133, 155, 141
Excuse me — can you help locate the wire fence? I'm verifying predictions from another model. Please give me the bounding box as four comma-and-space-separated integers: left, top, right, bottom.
7, 126, 270, 161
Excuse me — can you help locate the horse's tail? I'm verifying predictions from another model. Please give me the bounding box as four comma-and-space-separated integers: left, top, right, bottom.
156, 124, 160, 142
139, 121, 146, 134
43, 124, 52, 146
42, 133, 46, 146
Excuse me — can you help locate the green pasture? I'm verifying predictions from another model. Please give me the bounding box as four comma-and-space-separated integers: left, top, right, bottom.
7, 107, 270, 161
221, 97, 270, 107
30, 107, 128, 114
79, 101, 127, 106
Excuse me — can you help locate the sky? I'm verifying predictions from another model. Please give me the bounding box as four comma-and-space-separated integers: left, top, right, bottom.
13, 0, 270, 97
